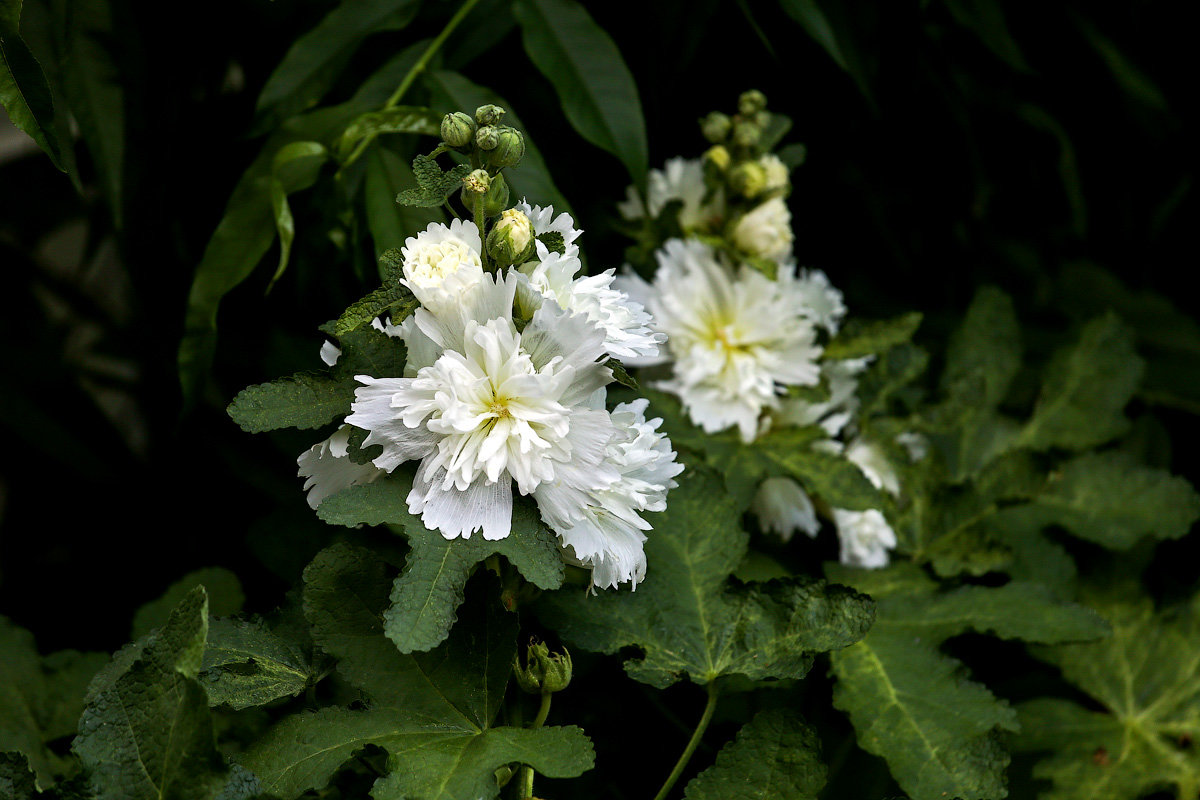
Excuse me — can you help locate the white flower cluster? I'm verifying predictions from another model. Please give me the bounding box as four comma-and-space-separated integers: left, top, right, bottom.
299, 208, 681, 589
619, 151, 918, 569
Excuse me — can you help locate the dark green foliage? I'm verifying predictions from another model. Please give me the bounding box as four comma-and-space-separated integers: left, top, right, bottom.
395, 151, 472, 208
683, 709, 827, 799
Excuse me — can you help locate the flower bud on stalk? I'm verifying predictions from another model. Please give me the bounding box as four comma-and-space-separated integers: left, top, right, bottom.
475, 103, 506, 126
701, 111, 732, 143
704, 145, 731, 171
487, 127, 526, 168
440, 111, 476, 148
463, 169, 491, 195
487, 208, 535, 267
476, 125, 500, 151
733, 118, 761, 148
738, 89, 767, 116
514, 640, 573, 695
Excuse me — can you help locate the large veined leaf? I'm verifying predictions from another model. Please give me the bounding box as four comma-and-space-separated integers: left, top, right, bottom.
423, 69, 571, 214
512, 0, 647, 187
73, 588, 229, 800
0, 617, 107, 786
683, 708, 827, 799
1016, 591, 1200, 800
539, 468, 876, 689
827, 562, 1108, 800
1, 0, 72, 172
201, 617, 318, 711
647, 390, 884, 513
251, 0, 421, 133
316, 470, 565, 653
238, 543, 594, 799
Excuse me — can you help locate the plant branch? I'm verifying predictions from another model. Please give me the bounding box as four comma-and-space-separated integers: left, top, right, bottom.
651, 681, 719, 800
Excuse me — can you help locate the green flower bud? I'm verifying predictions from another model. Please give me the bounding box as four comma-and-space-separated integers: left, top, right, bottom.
440, 111, 476, 148
738, 89, 767, 116
732, 118, 761, 148
475, 104, 506, 126
514, 639, 573, 695
463, 168, 491, 194
487, 208, 535, 267
729, 160, 768, 198
487, 126, 526, 168
701, 111, 732, 144
482, 172, 510, 217
704, 144, 731, 171
476, 125, 500, 151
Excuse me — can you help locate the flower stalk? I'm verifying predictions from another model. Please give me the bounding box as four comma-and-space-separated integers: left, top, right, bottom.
651, 681, 719, 800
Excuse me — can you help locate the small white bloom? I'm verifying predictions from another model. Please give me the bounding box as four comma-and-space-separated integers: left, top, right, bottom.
344, 273, 617, 541
833, 508, 897, 568
617, 158, 718, 231
792, 268, 847, 335
514, 200, 583, 259
399, 219, 484, 312
298, 426, 386, 509
759, 154, 790, 193
638, 239, 822, 442
730, 196, 793, 262
844, 438, 900, 497
751, 477, 819, 541
551, 399, 683, 589
319, 340, 341, 367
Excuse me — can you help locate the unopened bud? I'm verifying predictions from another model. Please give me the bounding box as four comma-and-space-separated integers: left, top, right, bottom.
487, 208, 535, 267
475, 104, 506, 126
476, 125, 500, 151
514, 639, 573, 695
732, 119, 761, 148
701, 112, 732, 144
488, 127, 526, 168
482, 172, 510, 217
729, 161, 768, 198
738, 89, 767, 116
463, 169, 491, 194
440, 112, 476, 148
759, 153, 790, 192
704, 145, 731, 171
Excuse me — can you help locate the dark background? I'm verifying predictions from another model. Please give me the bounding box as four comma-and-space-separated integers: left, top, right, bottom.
1, 3, 1195, 793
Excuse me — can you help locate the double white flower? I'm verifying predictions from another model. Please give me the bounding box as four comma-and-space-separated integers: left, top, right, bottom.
303, 213, 680, 588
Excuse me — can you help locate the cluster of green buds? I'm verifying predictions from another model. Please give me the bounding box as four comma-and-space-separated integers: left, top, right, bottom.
514, 638, 573, 695
698, 90, 791, 201
440, 103, 526, 170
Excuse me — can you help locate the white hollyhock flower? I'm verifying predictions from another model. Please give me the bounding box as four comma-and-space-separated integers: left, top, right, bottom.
730, 196, 793, 262
617, 158, 717, 231
751, 477, 819, 541
399, 218, 484, 313
632, 239, 822, 442
552, 399, 683, 589
514, 200, 583, 259
298, 426, 386, 510
344, 273, 617, 541
834, 508, 897, 568
793, 269, 847, 335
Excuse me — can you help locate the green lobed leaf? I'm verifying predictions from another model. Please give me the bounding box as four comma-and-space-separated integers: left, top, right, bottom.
683, 708, 827, 800
201, 617, 315, 710
1, 0, 72, 172
74, 588, 229, 800
1015, 592, 1200, 800
131, 567, 245, 640
0, 618, 108, 786
332, 284, 418, 337
335, 105, 441, 160
1014, 450, 1200, 549
240, 544, 593, 799
827, 562, 1108, 800
822, 312, 923, 360
513, 0, 648, 187
0, 751, 39, 798
226, 373, 352, 434
539, 468, 875, 689
424, 69, 571, 214
251, 0, 420, 133
316, 471, 564, 653
1016, 313, 1144, 452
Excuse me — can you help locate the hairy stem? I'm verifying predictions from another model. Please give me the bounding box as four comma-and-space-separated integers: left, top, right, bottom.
516, 691, 553, 799
651, 681, 719, 800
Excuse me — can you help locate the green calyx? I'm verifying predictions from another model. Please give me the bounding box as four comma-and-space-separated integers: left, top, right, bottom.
440, 111, 476, 148
514, 639, 573, 695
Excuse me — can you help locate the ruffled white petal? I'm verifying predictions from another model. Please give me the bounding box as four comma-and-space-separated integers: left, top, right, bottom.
297, 426, 386, 509
407, 461, 514, 540
751, 477, 819, 541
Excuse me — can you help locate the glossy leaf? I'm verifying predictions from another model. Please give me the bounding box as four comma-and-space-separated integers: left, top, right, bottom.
335, 105, 440, 160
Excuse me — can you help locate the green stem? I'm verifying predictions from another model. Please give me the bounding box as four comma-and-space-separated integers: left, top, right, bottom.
651, 682, 719, 800
384, 0, 483, 111
517, 691, 553, 799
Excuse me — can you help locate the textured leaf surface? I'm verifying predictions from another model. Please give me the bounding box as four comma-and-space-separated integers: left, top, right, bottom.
514, 0, 647, 186
74, 588, 228, 800
226, 373, 353, 434
1016, 314, 1144, 451
317, 472, 564, 653
827, 563, 1107, 800
0, 751, 39, 797
131, 567, 245, 640
0, 618, 107, 785
201, 617, 315, 710
823, 312, 922, 360
683, 709, 826, 799
539, 469, 875, 689
1016, 592, 1200, 800
239, 543, 593, 799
